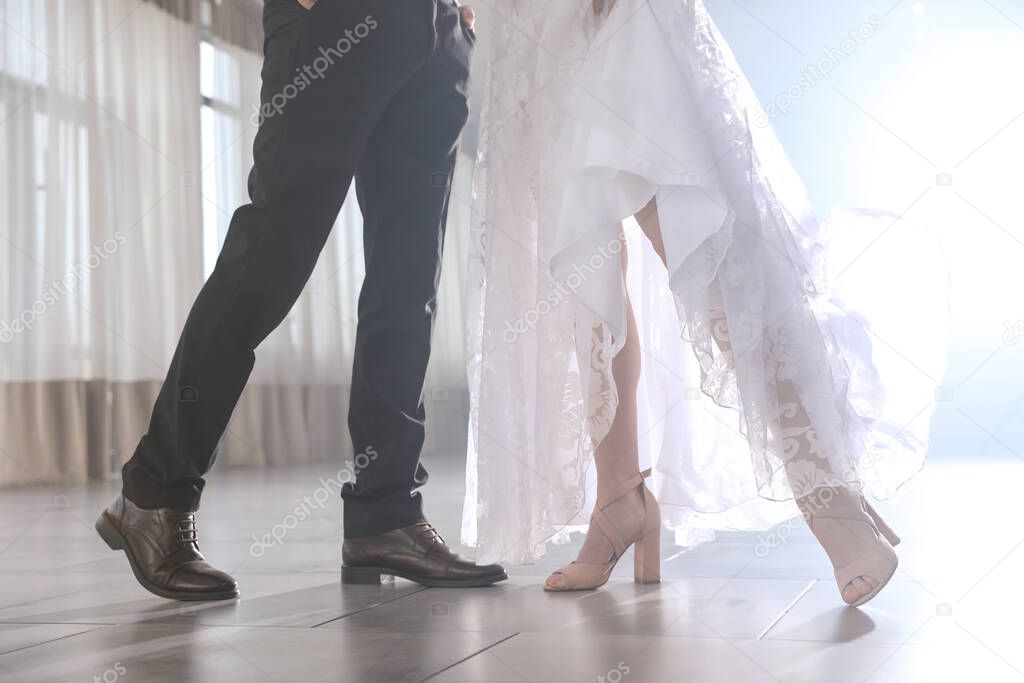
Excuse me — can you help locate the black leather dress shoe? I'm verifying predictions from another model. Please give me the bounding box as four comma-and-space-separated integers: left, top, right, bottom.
342, 521, 507, 588
96, 495, 238, 601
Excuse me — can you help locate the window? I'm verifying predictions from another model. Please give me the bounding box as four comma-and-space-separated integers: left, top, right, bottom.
198, 35, 257, 279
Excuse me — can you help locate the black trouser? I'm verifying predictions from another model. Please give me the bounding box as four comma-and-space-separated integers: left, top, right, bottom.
122, 0, 474, 537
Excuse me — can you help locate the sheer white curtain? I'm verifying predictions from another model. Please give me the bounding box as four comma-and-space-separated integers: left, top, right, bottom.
0, 0, 473, 487
0, 0, 203, 486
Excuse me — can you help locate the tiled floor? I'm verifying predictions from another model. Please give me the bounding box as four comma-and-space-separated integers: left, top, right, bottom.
0, 456, 1021, 682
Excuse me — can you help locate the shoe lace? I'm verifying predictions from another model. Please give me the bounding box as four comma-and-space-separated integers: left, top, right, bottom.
414, 522, 445, 546
169, 513, 199, 546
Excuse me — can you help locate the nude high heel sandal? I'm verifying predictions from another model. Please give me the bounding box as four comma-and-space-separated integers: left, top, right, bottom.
544, 470, 661, 592
797, 487, 900, 607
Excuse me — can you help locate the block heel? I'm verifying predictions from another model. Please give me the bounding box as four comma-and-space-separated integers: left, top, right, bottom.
95, 513, 125, 550
634, 529, 661, 584
341, 565, 386, 585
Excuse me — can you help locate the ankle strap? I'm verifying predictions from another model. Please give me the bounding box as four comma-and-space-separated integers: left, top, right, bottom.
592, 507, 628, 558
597, 468, 651, 509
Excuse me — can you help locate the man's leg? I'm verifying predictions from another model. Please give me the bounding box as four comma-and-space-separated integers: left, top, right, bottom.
339, 1, 504, 587
342, 1, 474, 537
121, 0, 433, 512
102, 0, 438, 601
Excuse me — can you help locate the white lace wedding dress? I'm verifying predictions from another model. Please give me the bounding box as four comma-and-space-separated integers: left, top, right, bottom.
462, 0, 948, 564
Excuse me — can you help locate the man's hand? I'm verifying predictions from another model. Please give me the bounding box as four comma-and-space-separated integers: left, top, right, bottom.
297, 0, 316, 9
460, 5, 475, 31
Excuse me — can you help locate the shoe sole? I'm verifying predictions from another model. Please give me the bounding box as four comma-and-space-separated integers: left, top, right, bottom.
543, 575, 663, 592
95, 512, 239, 602
341, 565, 508, 588
543, 584, 603, 592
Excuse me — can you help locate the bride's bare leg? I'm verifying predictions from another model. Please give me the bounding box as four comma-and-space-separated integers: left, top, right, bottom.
544, 235, 661, 590
575, 242, 646, 561
632, 196, 896, 606
634, 197, 667, 262
595, 242, 643, 502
